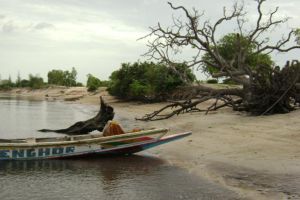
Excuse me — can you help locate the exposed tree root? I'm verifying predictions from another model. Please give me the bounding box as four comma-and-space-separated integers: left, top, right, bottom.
138, 0, 300, 121
138, 62, 300, 121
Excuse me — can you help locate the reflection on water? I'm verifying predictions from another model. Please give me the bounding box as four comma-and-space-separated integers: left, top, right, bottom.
0, 96, 238, 200
0, 156, 166, 200
0, 156, 237, 200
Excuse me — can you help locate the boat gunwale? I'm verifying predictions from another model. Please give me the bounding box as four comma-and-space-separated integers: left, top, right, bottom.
0, 132, 192, 160
0, 128, 169, 148
48, 132, 192, 158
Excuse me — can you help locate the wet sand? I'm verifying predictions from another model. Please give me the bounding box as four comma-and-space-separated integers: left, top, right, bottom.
108, 100, 300, 200
2, 87, 300, 199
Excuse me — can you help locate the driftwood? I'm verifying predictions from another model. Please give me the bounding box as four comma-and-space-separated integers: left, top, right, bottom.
38, 96, 114, 135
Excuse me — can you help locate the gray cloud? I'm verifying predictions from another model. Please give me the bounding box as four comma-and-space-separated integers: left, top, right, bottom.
0, 0, 299, 83
34, 22, 54, 30
2, 21, 15, 33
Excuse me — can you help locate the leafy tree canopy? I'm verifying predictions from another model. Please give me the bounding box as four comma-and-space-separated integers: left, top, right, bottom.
86, 74, 102, 92
202, 33, 274, 75
28, 74, 44, 89
108, 61, 195, 101
48, 67, 77, 87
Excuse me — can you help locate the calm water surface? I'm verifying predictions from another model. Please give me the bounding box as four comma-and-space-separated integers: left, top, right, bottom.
0, 96, 238, 200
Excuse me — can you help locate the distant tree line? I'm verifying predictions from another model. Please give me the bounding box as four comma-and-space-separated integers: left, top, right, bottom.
0, 67, 109, 91
0, 62, 196, 102
0, 68, 83, 90
0, 74, 45, 90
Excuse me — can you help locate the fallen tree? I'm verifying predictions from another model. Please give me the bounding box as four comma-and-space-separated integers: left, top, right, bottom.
39, 96, 114, 134
138, 0, 300, 121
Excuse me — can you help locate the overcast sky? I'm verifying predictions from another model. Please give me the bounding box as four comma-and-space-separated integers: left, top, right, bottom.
0, 0, 300, 83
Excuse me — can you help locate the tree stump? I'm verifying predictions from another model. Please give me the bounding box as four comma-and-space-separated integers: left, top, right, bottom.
38, 96, 114, 135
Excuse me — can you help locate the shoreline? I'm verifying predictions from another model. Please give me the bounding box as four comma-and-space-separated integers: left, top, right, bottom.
1, 87, 300, 199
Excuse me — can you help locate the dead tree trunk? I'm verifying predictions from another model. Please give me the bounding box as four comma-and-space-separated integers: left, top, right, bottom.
38, 96, 114, 135
137, 62, 300, 121
137, 1, 300, 121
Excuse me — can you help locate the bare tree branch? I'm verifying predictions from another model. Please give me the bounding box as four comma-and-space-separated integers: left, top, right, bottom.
137, 0, 300, 120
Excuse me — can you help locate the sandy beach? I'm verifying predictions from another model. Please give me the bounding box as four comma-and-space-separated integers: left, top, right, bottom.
2, 87, 300, 200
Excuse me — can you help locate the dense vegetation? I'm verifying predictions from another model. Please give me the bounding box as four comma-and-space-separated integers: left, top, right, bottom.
86, 74, 110, 92
28, 75, 45, 89
206, 79, 218, 84
108, 62, 195, 101
48, 68, 79, 87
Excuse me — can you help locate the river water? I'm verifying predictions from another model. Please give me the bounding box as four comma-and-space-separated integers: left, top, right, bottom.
0, 96, 238, 200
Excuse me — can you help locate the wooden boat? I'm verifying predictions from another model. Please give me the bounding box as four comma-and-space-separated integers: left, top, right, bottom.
0, 128, 191, 160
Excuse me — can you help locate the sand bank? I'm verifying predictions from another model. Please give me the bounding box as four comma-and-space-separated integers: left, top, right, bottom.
109, 101, 300, 200
1, 87, 300, 199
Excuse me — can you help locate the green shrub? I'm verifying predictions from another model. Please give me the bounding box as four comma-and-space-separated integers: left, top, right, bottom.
76, 82, 84, 87
86, 74, 110, 92
20, 79, 30, 87
0, 76, 15, 90
99, 80, 110, 87
28, 74, 44, 89
0, 81, 13, 90
222, 78, 238, 85
108, 62, 195, 101
129, 80, 149, 97
207, 79, 218, 84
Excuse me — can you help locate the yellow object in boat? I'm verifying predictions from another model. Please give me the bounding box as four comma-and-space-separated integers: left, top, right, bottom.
103, 121, 125, 136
